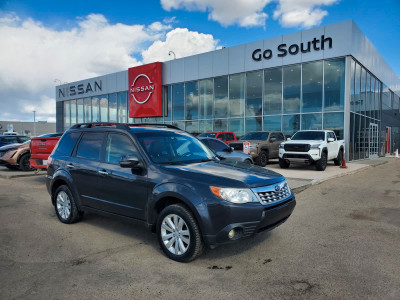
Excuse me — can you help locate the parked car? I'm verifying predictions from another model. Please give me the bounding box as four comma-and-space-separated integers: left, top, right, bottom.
279, 130, 345, 171
199, 137, 253, 164
230, 131, 286, 167
30, 133, 63, 170
0, 141, 32, 171
47, 123, 296, 262
0, 135, 30, 147
197, 132, 237, 144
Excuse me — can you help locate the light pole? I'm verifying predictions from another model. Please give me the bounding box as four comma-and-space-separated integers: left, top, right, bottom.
168, 51, 176, 59
32, 110, 36, 137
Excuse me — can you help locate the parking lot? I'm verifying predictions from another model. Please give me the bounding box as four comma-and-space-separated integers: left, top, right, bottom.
1, 159, 400, 299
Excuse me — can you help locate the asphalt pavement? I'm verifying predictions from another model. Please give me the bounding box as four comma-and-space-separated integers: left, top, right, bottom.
0, 159, 399, 299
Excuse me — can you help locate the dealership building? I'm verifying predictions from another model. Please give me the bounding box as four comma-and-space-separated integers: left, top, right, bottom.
55, 20, 400, 162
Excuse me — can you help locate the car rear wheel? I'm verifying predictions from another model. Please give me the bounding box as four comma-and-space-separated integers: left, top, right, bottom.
334, 149, 343, 166
54, 185, 81, 224
19, 153, 32, 171
157, 204, 203, 262
315, 152, 327, 171
244, 159, 253, 164
256, 150, 269, 167
279, 158, 290, 169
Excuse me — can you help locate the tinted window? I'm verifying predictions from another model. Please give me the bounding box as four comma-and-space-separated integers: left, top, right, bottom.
291, 131, 325, 141
4, 137, 18, 144
105, 133, 138, 165
18, 136, 30, 142
198, 133, 217, 138
57, 132, 81, 156
76, 133, 103, 161
207, 139, 229, 151
225, 133, 234, 140
270, 133, 284, 141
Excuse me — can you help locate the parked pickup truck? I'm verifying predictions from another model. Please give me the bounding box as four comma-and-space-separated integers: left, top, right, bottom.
230, 131, 286, 167
279, 130, 344, 171
29, 133, 63, 170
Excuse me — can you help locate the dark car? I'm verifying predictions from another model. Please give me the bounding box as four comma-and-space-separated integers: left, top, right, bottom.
46, 123, 296, 262
199, 137, 254, 164
0, 135, 30, 147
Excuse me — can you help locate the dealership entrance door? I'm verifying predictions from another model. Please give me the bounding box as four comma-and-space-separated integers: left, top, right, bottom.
368, 123, 379, 158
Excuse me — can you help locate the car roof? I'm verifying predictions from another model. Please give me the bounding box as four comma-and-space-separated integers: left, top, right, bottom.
67, 123, 186, 135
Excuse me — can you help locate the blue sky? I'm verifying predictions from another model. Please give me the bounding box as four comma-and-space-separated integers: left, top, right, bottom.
0, 0, 399, 121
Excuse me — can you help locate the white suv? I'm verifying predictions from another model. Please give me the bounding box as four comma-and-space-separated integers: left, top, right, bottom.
279, 130, 344, 171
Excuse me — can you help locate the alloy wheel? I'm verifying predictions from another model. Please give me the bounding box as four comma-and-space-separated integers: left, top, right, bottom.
56, 191, 72, 220
161, 214, 190, 255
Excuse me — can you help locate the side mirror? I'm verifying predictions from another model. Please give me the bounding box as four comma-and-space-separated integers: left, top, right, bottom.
328, 138, 335, 143
287, 138, 291, 141
119, 154, 141, 168
270, 137, 276, 142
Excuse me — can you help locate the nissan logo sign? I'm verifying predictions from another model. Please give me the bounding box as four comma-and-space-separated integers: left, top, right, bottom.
130, 74, 155, 104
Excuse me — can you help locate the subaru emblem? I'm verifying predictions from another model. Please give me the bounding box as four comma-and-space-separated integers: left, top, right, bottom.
274, 185, 280, 192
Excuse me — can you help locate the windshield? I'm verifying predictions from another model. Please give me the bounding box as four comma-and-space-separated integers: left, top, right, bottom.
136, 131, 217, 164
198, 133, 217, 138
241, 132, 269, 140
291, 131, 325, 141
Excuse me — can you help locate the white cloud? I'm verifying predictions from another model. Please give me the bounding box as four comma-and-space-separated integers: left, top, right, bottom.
0, 12, 218, 122
142, 28, 218, 63
161, 0, 271, 27
273, 0, 339, 28
160, 0, 338, 28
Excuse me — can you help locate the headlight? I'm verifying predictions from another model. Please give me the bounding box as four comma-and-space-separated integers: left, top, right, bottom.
210, 186, 256, 204
279, 144, 284, 149
310, 144, 321, 149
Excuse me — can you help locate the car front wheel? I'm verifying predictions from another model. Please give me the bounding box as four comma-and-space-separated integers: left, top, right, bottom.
157, 204, 203, 262
256, 150, 269, 167
315, 152, 327, 171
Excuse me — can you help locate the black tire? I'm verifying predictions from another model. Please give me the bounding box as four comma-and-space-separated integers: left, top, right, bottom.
244, 159, 253, 164
279, 158, 290, 169
53, 185, 81, 224
18, 153, 33, 171
334, 149, 343, 166
315, 152, 327, 171
256, 150, 269, 167
157, 204, 203, 262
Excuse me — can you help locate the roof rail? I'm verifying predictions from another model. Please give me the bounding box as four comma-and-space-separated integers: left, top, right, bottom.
125, 123, 181, 130
70, 123, 130, 130
69, 122, 183, 131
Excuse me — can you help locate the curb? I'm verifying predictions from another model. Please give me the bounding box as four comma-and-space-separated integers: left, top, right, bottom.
292, 160, 388, 194
0, 171, 46, 179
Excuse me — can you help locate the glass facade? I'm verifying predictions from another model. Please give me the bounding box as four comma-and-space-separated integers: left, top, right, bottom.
61, 56, 398, 162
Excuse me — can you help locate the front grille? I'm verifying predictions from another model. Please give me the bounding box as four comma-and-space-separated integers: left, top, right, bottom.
284, 154, 310, 159
230, 142, 243, 151
284, 144, 310, 152
253, 181, 291, 205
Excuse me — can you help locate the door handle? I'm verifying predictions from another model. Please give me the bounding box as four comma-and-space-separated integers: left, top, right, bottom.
98, 170, 109, 176
66, 164, 75, 169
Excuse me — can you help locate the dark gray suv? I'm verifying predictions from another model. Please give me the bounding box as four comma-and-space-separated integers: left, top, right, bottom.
46, 123, 296, 262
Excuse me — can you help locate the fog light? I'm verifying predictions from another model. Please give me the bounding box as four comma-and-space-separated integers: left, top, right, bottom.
228, 229, 235, 239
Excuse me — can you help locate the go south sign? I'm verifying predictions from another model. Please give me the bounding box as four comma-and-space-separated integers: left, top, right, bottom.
128, 62, 162, 118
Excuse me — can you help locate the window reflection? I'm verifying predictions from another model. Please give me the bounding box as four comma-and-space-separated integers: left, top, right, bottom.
172, 84, 185, 120
264, 68, 282, 115
302, 61, 322, 113
283, 65, 301, 113
283, 114, 300, 136
246, 71, 262, 117
199, 79, 213, 119
100, 95, 108, 122
214, 76, 228, 118
185, 81, 199, 120
302, 113, 322, 130
109, 93, 117, 122
229, 74, 245, 117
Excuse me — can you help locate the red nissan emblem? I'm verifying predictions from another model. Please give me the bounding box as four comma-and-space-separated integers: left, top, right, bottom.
130, 74, 155, 104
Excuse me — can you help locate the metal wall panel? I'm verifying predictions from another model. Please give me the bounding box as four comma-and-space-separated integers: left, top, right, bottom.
262, 35, 283, 69
228, 45, 245, 74
198, 52, 213, 79
213, 48, 229, 77
170, 58, 185, 83
282, 31, 302, 66
301, 26, 325, 63
244, 40, 264, 71
184, 55, 199, 82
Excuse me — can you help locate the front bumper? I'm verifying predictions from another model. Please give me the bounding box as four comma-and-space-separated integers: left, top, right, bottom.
279, 148, 321, 163
203, 195, 296, 247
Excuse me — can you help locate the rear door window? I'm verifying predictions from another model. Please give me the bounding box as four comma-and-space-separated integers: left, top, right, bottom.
4, 137, 18, 144
57, 132, 81, 156
207, 139, 229, 151
76, 133, 103, 161
225, 133, 234, 140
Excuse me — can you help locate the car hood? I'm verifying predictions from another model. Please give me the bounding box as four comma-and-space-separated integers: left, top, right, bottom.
0, 143, 21, 151
161, 160, 284, 188
283, 140, 323, 145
